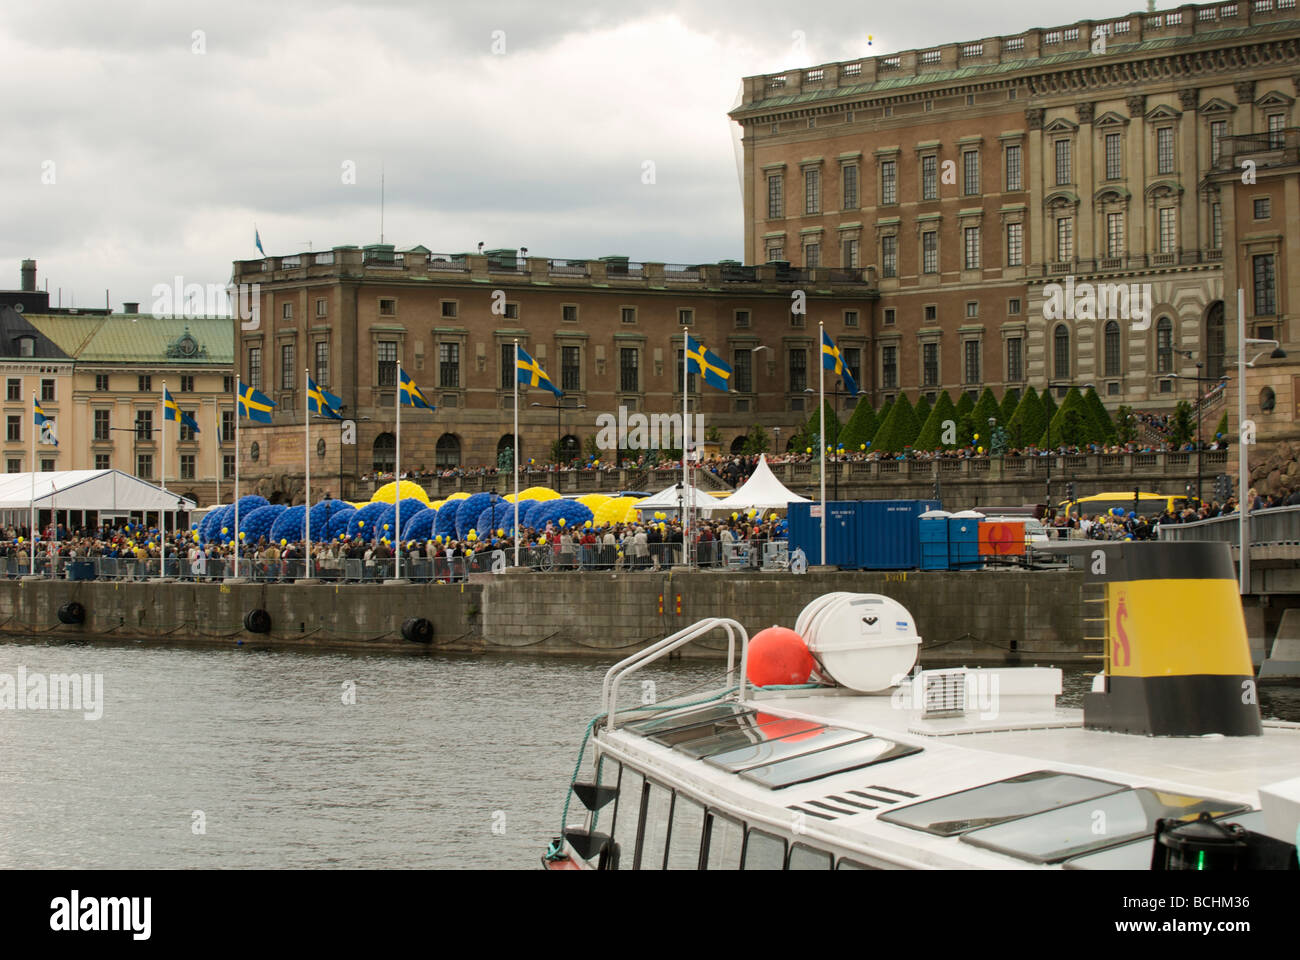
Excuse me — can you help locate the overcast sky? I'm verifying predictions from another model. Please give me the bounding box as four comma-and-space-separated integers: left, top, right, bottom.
3, 0, 1147, 310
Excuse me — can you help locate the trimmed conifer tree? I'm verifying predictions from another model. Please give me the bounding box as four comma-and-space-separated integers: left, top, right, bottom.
1000, 388, 1020, 424
870, 398, 895, 444
955, 389, 975, 419
1083, 386, 1116, 443
914, 391, 958, 450
1005, 386, 1045, 450
1041, 387, 1058, 427
838, 397, 878, 453
913, 393, 932, 429
872, 394, 920, 453
1040, 386, 1091, 447
971, 387, 1001, 442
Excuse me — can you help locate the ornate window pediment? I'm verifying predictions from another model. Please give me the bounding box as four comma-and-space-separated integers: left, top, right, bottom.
1145, 104, 1182, 122
1256, 89, 1296, 108
1043, 117, 1079, 135
1044, 190, 1080, 209
1094, 186, 1131, 204
1197, 97, 1237, 116
1143, 179, 1184, 201
1094, 111, 1130, 127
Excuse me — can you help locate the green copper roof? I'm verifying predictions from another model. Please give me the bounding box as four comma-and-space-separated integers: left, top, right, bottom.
734, 22, 1300, 115
22, 314, 234, 364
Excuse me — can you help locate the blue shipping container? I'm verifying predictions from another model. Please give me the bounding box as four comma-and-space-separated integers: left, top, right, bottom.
919, 513, 951, 570
788, 500, 938, 570
947, 516, 981, 570
858, 500, 940, 570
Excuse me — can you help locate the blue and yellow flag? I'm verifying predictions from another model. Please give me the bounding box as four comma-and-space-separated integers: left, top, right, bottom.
164, 388, 202, 433
237, 381, 276, 423
822, 330, 860, 396
399, 368, 434, 410
307, 376, 343, 419
685, 333, 732, 392
33, 399, 57, 446
516, 345, 562, 398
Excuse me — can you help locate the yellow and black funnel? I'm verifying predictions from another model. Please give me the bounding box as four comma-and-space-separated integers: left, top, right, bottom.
1080, 541, 1261, 737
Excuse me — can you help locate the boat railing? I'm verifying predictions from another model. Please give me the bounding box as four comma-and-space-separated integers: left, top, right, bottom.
602, 617, 749, 730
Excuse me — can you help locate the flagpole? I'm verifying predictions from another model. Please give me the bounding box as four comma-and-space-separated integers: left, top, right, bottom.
513, 339, 520, 569
682, 327, 689, 567
29, 392, 35, 576
234, 379, 241, 580
159, 380, 166, 581
304, 367, 312, 580
394, 361, 402, 581
819, 322, 826, 567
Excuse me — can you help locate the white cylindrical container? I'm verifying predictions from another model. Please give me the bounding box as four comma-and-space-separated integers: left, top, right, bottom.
800, 593, 922, 693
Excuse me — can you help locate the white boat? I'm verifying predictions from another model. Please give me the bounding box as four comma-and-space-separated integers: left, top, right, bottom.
544, 541, 1300, 870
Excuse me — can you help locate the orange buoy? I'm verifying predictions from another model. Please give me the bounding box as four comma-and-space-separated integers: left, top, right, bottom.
746, 626, 815, 687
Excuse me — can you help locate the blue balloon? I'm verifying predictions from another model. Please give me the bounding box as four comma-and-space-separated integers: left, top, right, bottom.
515, 499, 540, 529
346, 502, 388, 540
376, 498, 427, 541
401, 507, 437, 542
476, 502, 516, 538
529, 499, 593, 532
270, 504, 306, 543
454, 492, 495, 539
433, 500, 461, 541
239, 504, 285, 543
325, 506, 357, 541
309, 500, 353, 542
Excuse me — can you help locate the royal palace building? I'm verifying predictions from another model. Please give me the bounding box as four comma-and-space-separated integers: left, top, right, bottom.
232, 1, 1300, 498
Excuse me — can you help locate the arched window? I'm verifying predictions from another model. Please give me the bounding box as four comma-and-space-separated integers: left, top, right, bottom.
559, 434, 581, 462
435, 434, 461, 468
1205, 302, 1225, 380
1053, 324, 1070, 380
730, 436, 748, 454
1104, 321, 1121, 377
372, 433, 395, 472
1156, 317, 1173, 374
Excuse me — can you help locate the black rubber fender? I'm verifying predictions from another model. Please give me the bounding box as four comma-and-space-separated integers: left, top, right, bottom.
243, 609, 271, 634
57, 601, 85, 625
402, 617, 434, 643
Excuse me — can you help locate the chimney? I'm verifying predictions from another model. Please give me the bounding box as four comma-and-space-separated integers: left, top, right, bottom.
122, 302, 140, 314
21, 260, 36, 292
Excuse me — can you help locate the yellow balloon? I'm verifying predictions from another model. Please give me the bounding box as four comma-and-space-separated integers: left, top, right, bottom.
496, 528, 505, 537
584, 520, 592, 529
358, 520, 365, 527
974, 433, 980, 441
805, 447, 811, 454
558, 518, 566, 527
977, 446, 984, 454
370, 480, 431, 507
221, 527, 228, 534
239, 532, 245, 539
538, 536, 547, 545
280, 539, 287, 546
860, 444, 866, 450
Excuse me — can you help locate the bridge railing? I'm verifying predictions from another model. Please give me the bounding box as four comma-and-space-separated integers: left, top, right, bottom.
1157, 505, 1300, 546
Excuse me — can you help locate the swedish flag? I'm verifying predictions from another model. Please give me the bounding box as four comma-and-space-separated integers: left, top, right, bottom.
822, 330, 860, 396
164, 388, 202, 433
399, 368, 434, 410
516, 345, 562, 398
685, 333, 732, 392
307, 376, 343, 419
238, 381, 276, 423
33, 399, 57, 446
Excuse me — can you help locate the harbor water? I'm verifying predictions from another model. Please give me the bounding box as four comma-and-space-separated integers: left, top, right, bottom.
1, 638, 1296, 869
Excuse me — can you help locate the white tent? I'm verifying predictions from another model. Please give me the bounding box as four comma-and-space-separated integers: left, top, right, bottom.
633, 482, 725, 517
711, 455, 811, 512
0, 470, 196, 515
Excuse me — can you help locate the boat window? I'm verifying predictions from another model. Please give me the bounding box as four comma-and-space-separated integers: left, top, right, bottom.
836, 858, 881, 870
624, 702, 750, 737
610, 765, 645, 868
636, 781, 672, 870
703, 812, 745, 870
879, 771, 1128, 837
665, 794, 706, 869
675, 716, 826, 758
704, 726, 868, 774
787, 843, 834, 870
740, 739, 922, 790
653, 711, 816, 750
960, 788, 1251, 864
742, 828, 787, 870
1063, 810, 1266, 871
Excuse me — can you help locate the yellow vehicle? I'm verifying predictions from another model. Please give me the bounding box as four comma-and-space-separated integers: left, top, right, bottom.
1062, 491, 1191, 519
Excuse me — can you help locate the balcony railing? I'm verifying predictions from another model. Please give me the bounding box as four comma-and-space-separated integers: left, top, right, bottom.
1213, 128, 1300, 171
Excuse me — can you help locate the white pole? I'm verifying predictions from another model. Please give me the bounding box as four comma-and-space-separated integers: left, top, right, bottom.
29, 392, 35, 576
395, 361, 401, 580
1238, 287, 1248, 596
234, 379, 241, 580
214, 404, 220, 511
159, 381, 166, 581
513, 339, 520, 569
682, 328, 689, 566
304, 368, 312, 580
819, 322, 827, 567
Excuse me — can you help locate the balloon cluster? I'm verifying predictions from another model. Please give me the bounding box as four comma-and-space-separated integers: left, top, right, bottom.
529, 499, 594, 531
239, 504, 285, 544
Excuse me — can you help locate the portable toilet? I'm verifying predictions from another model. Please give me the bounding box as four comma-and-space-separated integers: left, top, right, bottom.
919, 509, 952, 570
947, 510, 985, 570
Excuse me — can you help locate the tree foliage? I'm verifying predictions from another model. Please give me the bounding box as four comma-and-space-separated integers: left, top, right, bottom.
872, 394, 921, 453
914, 391, 958, 450
1005, 386, 1046, 450
838, 398, 879, 453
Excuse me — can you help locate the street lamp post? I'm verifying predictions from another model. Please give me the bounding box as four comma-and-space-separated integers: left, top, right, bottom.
531, 400, 586, 491
1162, 364, 1228, 505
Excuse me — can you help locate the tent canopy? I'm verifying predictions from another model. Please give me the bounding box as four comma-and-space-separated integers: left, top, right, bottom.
0, 470, 196, 513
633, 482, 725, 516
711, 455, 810, 512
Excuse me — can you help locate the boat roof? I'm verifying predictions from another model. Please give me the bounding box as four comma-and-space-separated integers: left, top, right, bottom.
596, 675, 1300, 869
